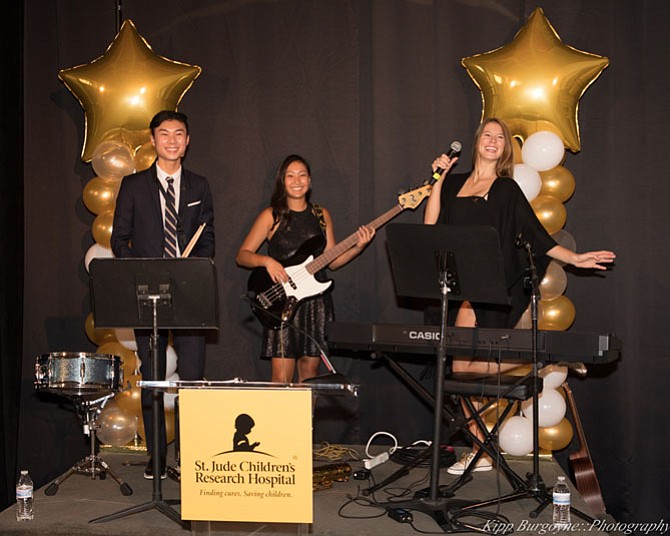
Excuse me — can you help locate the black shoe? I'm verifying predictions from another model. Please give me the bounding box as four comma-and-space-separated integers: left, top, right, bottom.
143, 457, 167, 480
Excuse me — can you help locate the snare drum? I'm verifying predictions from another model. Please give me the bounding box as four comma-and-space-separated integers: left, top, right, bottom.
35, 352, 122, 395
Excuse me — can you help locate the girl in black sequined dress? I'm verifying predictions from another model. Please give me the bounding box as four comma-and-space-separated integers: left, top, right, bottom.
236, 154, 374, 383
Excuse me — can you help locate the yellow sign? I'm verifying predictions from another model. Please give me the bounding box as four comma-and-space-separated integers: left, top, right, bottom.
179, 388, 313, 523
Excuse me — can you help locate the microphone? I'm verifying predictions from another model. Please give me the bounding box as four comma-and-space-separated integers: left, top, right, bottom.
515, 233, 528, 249
432, 140, 462, 181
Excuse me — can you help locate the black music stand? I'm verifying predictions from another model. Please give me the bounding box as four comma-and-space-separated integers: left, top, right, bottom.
87, 257, 218, 528
385, 223, 510, 532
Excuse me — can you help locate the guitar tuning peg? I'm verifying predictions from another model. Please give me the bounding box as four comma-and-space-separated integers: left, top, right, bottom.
397, 189, 406, 196
423, 179, 430, 186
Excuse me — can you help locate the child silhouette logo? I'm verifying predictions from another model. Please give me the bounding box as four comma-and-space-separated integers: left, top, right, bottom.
233, 414, 260, 452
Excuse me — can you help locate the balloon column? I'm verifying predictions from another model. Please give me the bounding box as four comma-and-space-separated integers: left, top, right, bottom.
60, 19, 201, 446
462, 7, 608, 331
462, 7, 608, 455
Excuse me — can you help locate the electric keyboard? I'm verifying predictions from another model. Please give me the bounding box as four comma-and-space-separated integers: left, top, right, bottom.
326, 322, 621, 364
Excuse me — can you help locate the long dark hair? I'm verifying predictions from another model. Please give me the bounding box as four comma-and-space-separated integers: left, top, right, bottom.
270, 154, 312, 229
471, 117, 515, 178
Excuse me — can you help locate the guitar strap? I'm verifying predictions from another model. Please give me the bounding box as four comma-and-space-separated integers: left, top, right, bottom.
311, 203, 327, 236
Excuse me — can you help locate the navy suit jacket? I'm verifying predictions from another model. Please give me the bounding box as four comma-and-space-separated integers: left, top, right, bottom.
111, 163, 215, 259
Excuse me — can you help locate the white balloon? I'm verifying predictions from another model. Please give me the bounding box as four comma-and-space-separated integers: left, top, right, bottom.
115, 328, 137, 351
521, 387, 566, 428
539, 365, 569, 390
166, 345, 178, 378
84, 243, 113, 272
499, 416, 534, 456
513, 163, 542, 201
522, 131, 565, 171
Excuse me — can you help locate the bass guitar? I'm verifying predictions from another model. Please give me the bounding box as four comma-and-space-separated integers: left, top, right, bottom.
563, 382, 607, 516
247, 184, 433, 329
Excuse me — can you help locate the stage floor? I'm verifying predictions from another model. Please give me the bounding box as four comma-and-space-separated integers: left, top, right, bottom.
0, 447, 622, 535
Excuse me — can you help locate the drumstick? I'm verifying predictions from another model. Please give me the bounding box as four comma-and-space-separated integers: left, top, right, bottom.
182, 223, 207, 258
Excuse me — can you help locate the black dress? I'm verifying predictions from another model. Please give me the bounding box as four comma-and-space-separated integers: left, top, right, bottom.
438, 172, 557, 329
260, 206, 334, 358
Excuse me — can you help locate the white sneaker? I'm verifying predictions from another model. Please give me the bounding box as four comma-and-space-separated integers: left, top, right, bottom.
447, 452, 493, 475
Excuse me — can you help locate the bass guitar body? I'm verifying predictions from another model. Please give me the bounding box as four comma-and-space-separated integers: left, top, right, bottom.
247, 236, 331, 329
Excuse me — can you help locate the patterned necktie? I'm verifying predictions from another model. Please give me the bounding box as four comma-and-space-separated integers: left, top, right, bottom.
163, 177, 178, 257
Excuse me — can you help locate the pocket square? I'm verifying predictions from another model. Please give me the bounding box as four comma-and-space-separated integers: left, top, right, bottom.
187, 200, 202, 207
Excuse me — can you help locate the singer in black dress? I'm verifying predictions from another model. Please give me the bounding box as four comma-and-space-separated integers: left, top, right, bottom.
435, 172, 556, 329
424, 118, 615, 475
425, 118, 616, 331
236, 154, 374, 383
261, 206, 334, 360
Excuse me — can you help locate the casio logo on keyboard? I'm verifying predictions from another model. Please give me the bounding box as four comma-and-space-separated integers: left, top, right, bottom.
408, 330, 440, 341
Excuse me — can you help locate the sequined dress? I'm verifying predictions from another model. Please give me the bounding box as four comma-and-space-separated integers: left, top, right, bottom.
261, 206, 334, 358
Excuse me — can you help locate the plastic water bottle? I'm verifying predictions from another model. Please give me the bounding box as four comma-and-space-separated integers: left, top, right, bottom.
552, 475, 570, 527
16, 470, 34, 521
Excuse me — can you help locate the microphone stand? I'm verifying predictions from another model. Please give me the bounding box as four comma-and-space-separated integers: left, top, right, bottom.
458, 239, 597, 523
521, 240, 544, 495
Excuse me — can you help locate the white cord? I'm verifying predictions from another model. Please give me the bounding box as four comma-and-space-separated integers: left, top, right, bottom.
364, 431, 399, 458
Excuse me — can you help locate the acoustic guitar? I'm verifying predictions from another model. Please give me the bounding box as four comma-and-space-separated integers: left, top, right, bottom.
563, 382, 607, 516
247, 183, 433, 329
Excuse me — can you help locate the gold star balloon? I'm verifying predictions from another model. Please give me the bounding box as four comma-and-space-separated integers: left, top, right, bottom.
462, 7, 608, 152
59, 19, 201, 161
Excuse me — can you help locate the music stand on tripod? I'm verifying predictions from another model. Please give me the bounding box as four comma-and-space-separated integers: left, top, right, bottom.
384, 223, 510, 531
87, 257, 218, 528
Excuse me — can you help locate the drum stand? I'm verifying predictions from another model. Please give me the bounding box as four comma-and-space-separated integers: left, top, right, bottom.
45, 393, 133, 496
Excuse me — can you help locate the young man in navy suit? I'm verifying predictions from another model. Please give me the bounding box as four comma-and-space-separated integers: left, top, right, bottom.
111, 110, 215, 479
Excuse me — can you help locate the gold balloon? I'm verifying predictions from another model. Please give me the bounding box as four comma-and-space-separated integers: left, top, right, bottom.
91, 140, 135, 179
134, 141, 156, 171
92, 209, 115, 248
461, 7, 609, 152
540, 261, 568, 301
115, 373, 142, 418
83, 176, 120, 215
514, 302, 544, 329
540, 166, 575, 202
504, 364, 532, 377
85, 312, 116, 344
58, 19, 201, 162
97, 341, 137, 379
97, 400, 138, 447
512, 136, 523, 164
530, 195, 567, 235
120, 352, 138, 380
539, 295, 576, 331
538, 418, 573, 451
103, 127, 152, 153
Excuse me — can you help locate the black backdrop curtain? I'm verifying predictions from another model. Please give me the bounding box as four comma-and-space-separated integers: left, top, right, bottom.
9, 0, 670, 523
0, 0, 24, 511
